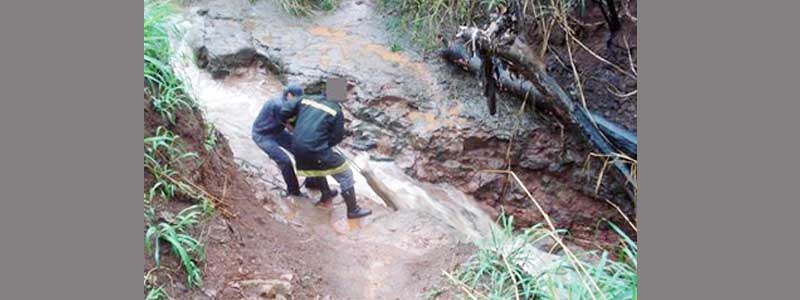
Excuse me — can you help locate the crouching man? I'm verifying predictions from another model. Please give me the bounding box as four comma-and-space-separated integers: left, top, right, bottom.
251, 84, 305, 197
278, 78, 371, 219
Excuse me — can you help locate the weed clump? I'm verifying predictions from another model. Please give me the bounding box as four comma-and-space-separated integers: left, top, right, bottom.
260, 0, 340, 16
144, 0, 217, 292
447, 215, 637, 300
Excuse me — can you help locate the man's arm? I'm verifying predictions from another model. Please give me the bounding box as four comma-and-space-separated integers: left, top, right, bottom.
278, 98, 301, 126
329, 111, 345, 147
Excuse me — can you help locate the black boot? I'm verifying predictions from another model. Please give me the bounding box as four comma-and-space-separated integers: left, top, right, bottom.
303, 177, 321, 190
342, 187, 371, 219
281, 165, 302, 196
316, 177, 338, 205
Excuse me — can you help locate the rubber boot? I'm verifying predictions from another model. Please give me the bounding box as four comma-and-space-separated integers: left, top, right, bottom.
342, 187, 371, 219
316, 177, 338, 205
303, 177, 321, 190
281, 166, 302, 196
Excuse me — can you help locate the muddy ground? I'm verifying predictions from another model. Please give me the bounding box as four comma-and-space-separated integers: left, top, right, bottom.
180, 0, 636, 241
146, 0, 637, 298
145, 93, 476, 300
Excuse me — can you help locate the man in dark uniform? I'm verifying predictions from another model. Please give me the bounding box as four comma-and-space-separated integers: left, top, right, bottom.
278, 78, 371, 219
252, 84, 314, 197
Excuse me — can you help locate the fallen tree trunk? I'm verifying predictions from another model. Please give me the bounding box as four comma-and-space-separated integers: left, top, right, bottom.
440, 45, 637, 158
590, 112, 637, 158
451, 21, 638, 201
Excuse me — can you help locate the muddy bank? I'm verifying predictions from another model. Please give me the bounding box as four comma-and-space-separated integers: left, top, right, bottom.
180, 0, 634, 251
145, 88, 475, 300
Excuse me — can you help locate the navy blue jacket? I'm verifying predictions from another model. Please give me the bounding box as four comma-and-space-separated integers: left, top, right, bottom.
278, 96, 347, 175
252, 97, 288, 137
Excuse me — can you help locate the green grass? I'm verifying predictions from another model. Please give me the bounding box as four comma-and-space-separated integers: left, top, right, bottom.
390, 42, 403, 53
447, 215, 637, 300
145, 126, 199, 202
144, 0, 213, 291
145, 205, 205, 287
145, 0, 193, 124
376, 0, 592, 51
270, 0, 339, 16
145, 286, 169, 300
204, 123, 219, 151
377, 0, 498, 50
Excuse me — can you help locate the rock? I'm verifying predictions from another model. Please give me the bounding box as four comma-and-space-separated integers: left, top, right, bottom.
202, 288, 218, 298
395, 151, 417, 170
442, 160, 461, 170
440, 139, 464, 156
240, 279, 292, 300
279, 273, 294, 282
351, 135, 377, 150
259, 280, 291, 299
483, 157, 506, 170
191, 19, 282, 79
408, 131, 431, 150
192, 19, 254, 78
176, 282, 188, 292
209, 223, 231, 243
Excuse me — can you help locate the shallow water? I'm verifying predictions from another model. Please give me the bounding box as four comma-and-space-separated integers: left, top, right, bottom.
170, 25, 497, 243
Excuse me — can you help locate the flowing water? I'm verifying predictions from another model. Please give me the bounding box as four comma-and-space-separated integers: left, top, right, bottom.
168, 1, 559, 297
169, 0, 501, 242
171, 36, 497, 241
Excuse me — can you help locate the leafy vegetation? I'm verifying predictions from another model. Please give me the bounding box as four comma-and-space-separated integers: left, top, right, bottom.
144, 0, 193, 124
262, 0, 339, 16
204, 123, 219, 151
144, 0, 216, 292
390, 42, 403, 53
377, 0, 591, 51
145, 286, 169, 300
446, 215, 637, 300
145, 204, 206, 287
377, 0, 496, 50
145, 126, 199, 201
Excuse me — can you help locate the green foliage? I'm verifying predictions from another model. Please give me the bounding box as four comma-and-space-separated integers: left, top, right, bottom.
145, 286, 169, 300
200, 196, 216, 216
377, 0, 495, 50
145, 127, 199, 201
145, 205, 205, 287
449, 215, 637, 300
203, 123, 219, 151
145, 0, 193, 124
390, 42, 403, 53
273, 0, 339, 16
377, 0, 593, 51
144, 2, 210, 288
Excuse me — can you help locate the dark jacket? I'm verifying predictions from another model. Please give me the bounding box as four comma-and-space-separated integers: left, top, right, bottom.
278, 96, 347, 176
252, 96, 288, 137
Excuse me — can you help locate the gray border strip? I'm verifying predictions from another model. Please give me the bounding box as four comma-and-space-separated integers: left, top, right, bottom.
0, 0, 799, 299
0, 1, 142, 299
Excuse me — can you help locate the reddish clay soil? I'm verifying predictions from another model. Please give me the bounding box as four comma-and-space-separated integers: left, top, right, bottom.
144, 98, 474, 300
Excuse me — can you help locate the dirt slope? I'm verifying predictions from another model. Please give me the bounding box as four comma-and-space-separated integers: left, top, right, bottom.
145, 93, 475, 299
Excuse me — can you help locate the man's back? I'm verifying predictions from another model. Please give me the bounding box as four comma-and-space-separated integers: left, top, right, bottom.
252, 97, 284, 137
281, 96, 345, 154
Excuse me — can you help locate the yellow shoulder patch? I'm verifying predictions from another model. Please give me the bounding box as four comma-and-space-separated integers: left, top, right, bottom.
301, 99, 337, 116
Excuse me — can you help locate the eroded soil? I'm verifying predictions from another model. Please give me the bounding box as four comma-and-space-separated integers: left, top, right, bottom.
149, 0, 637, 298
